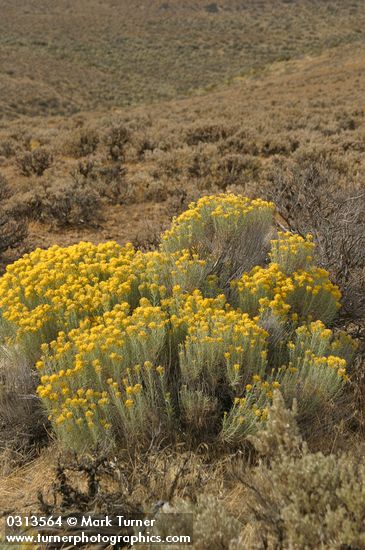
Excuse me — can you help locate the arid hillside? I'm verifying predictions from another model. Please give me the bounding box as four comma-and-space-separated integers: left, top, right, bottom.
0, 0, 365, 116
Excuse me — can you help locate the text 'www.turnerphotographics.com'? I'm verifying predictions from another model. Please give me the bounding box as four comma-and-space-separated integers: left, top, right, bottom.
4, 514, 193, 546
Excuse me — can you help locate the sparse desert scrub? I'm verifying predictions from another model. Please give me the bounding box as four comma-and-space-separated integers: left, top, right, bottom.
0, 138, 17, 158
184, 122, 237, 146
123, 171, 170, 204
7, 179, 102, 229
0, 194, 357, 452
0, 176, 28, 268
0, 20, 364, 266
16, 147, 54, 177
0, 204, 27, 257
65, 128, 99, 158
105, 124, 130, 162
214, 153, 262, 189
151, 143, 262, 192
36, 180, 102, 227
70, 160, 128, 203
0, 174, 11, 201
1, 0, 365, 116
151, 146, 198, 179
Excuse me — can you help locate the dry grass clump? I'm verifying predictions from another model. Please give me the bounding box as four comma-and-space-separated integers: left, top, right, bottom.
0, 351, 47, 470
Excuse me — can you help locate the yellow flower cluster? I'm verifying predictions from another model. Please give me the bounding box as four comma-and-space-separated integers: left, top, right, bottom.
136, 248, 214, 299
161, 193, 274, 254
234, 262, 289, 317
269, 231, 314, 273
0, 241, 138, 355
234, 262, 341, 324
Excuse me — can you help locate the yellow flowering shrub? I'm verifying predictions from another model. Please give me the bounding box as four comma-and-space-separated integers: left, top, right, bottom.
0, 194, 357, 450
